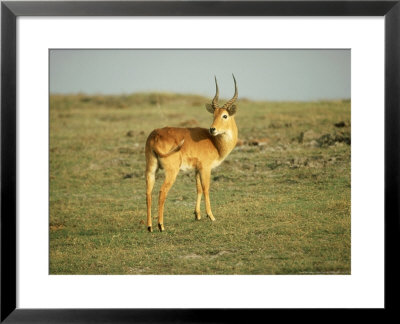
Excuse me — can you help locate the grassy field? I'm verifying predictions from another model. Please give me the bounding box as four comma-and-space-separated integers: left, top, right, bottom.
49, 93, 351, 274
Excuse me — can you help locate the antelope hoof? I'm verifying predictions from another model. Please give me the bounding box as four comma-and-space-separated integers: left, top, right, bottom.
158, 223, 165, 232
147, 226, 153, 232
194, 211, 201, 220
207, 215, 216, 221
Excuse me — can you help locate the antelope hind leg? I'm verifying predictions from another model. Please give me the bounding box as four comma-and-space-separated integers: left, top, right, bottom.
158, 164, 179, 231
145, 155, 158, 232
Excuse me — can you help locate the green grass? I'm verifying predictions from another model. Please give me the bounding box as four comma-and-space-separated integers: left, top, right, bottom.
49, 93, 351, 274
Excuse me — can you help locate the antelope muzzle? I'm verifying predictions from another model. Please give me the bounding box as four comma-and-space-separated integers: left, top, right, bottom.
209, 127, 217, 135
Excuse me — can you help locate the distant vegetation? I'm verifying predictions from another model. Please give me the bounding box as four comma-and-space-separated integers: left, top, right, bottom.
50, 93, 351, 274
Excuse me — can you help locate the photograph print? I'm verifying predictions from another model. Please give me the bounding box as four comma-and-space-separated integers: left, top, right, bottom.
49, 49, 351, 275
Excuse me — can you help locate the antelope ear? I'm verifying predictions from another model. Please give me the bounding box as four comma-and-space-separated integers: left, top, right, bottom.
205, 103, 214, 114
227, 104, 237, 116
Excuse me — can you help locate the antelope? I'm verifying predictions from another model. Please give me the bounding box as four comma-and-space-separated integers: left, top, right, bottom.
145, 75, 239, 232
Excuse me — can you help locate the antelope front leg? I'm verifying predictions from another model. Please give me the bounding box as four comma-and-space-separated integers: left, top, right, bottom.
199, 168, 215, 221
194, 171, 202, 220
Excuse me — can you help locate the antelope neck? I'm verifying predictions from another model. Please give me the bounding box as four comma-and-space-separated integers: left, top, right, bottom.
213, 120, 238, 160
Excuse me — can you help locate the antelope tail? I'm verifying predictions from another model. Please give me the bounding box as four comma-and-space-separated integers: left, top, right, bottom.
154, 139, 185, 158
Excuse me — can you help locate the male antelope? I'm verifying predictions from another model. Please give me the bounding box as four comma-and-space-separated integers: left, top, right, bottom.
145, 75, 239, 232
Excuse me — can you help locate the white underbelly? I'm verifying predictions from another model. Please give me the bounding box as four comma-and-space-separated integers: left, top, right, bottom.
179, 159, 223, 171
210, 159, 223, 169
180, 162, 194, 171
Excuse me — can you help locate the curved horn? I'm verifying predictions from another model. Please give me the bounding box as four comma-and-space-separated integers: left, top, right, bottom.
222, 74, 238, 109
212, 76, 220, 109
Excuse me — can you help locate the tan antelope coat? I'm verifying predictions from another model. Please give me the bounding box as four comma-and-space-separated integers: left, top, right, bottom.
145, 75, 239, 232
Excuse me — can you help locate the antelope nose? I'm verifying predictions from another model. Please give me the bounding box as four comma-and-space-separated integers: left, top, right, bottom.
210, 127, 216, 134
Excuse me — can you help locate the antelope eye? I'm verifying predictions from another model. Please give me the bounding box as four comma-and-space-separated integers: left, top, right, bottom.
222, 115, 228, 119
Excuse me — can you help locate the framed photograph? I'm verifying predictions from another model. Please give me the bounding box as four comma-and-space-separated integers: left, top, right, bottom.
1, 0, 399, 322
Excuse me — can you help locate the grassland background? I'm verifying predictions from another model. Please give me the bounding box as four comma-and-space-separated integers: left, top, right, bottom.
49, 93, 351, 274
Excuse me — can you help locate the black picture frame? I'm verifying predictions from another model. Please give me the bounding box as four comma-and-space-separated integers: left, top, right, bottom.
1, 0, 399, 322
